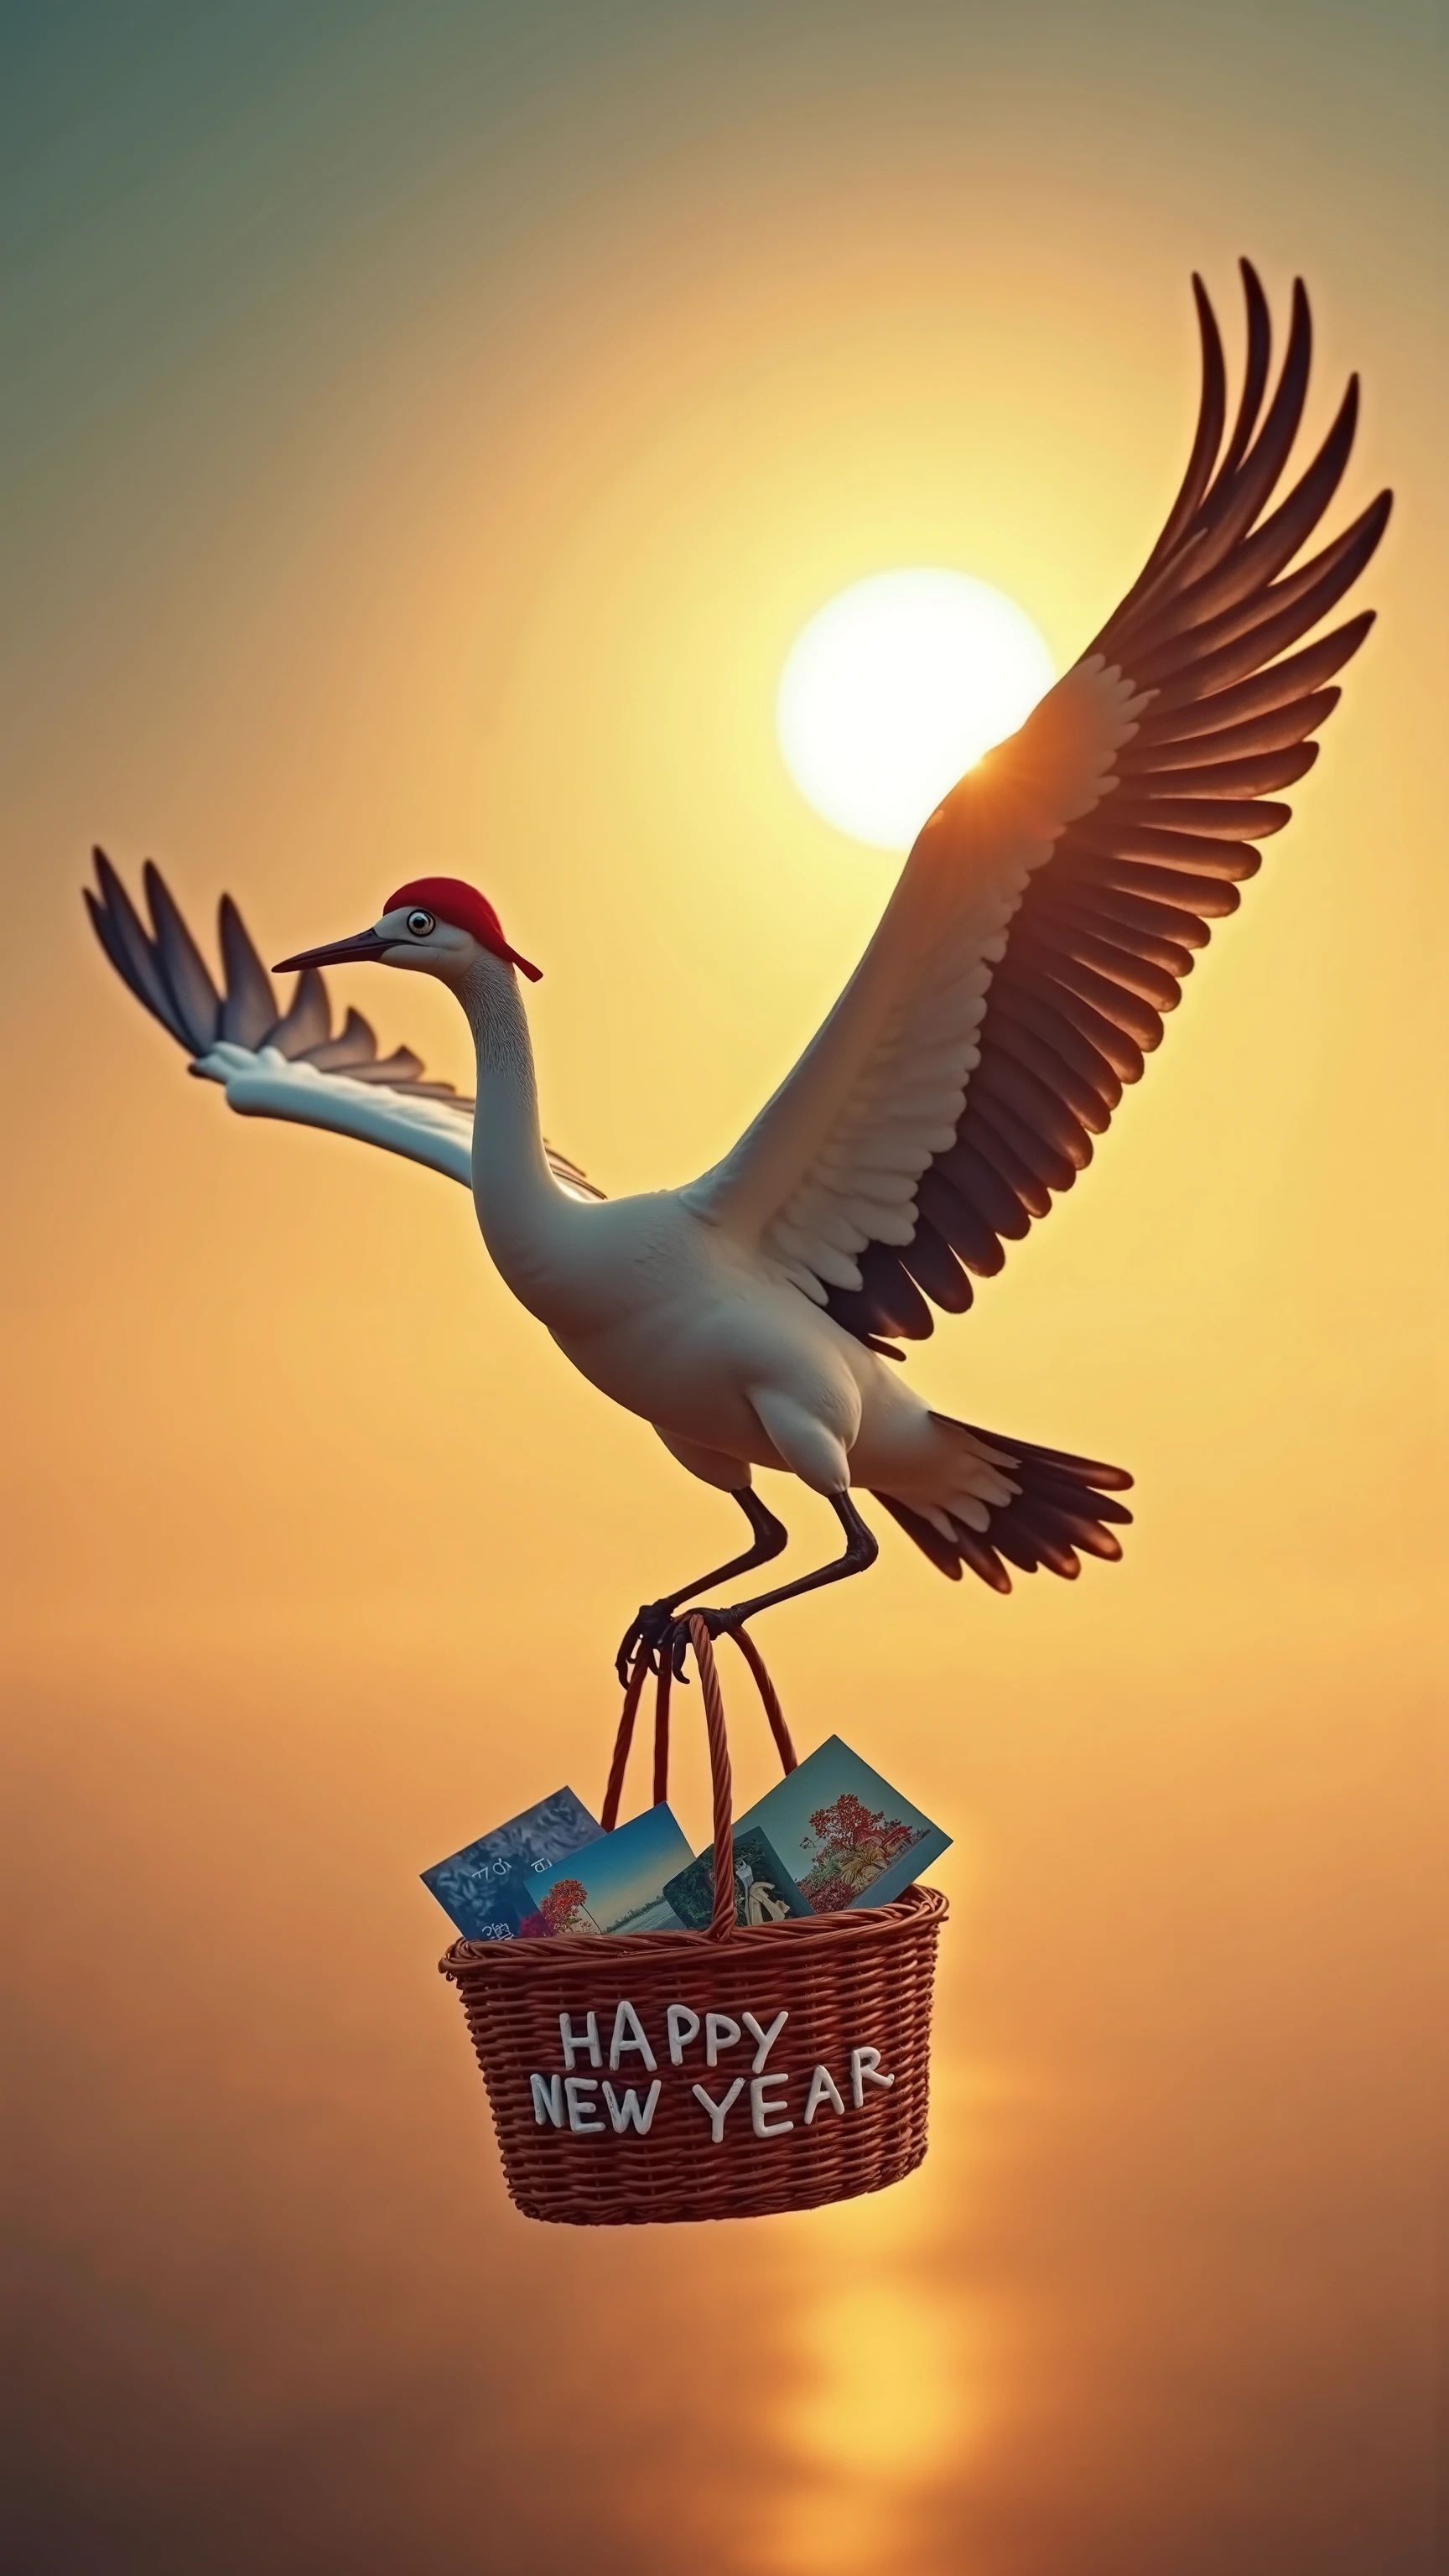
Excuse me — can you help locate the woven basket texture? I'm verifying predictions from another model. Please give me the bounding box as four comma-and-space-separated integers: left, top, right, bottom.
439, 1618, 947, 2226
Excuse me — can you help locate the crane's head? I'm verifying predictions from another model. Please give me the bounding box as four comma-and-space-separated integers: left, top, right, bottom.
273, 878, 541, 986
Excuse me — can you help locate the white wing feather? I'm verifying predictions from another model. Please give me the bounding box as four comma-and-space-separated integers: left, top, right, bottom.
688, 659, 1147, 1295
192, 1043, 476, 1183
192, 1043, 602, 1201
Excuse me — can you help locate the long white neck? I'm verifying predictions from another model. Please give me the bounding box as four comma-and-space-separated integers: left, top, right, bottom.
457, 954, 575, 1314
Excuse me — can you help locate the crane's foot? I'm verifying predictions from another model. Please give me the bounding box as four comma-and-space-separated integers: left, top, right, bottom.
615, 1489, 790, 1685
616, 1601, 676, 1685
615, 1597, 751, 1685
665, 1603, 745, 1677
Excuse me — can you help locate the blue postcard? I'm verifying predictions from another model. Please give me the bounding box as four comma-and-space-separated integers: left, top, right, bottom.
422, 1785, 600, 1940
523, 1804, 695, 1936
732, 1737, 950, 1914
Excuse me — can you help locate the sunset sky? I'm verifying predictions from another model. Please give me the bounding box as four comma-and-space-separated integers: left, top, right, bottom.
4, 5, 1443, 2571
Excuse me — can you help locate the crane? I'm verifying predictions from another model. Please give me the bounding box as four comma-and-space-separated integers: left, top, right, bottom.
86, 265, 1389, 1679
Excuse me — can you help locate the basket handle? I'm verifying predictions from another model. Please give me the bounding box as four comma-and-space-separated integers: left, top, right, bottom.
601, 1621, 797, 1942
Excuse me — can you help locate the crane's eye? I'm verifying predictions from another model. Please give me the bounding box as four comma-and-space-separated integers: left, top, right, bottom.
406, 909, 435, 937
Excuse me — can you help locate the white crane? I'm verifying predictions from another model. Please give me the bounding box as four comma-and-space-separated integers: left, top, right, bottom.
88, 266, 1389, 1677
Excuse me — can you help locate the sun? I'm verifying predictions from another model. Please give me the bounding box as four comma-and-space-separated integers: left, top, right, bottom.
776, 568, 1056, 851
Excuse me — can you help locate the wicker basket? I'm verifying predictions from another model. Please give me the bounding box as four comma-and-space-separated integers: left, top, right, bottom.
439, 1617, 947, 2225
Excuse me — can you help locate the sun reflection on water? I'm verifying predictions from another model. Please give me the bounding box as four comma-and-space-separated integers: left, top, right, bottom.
764, 2071, 991, 2576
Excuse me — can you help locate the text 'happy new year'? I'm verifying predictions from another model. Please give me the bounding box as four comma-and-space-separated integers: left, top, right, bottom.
527, 1998, 893, 2142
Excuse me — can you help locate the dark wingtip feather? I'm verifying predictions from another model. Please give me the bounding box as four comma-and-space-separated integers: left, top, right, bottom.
217, 893, 278, 1047
1329, 605, 1377, 662
265, 963, 331, 1057
1093, 274, 1226, 646
142, 860, 222, 1051
1178, 276, 1228, 519
1217, 257, 1272, 482
82, 884, 126, 982
91, 844, 132, 914
84, 849, 191, 1046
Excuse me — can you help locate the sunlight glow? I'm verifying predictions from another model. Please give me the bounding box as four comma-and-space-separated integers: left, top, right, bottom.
776, 568, 1055, 850
767, 2164, 989, 2576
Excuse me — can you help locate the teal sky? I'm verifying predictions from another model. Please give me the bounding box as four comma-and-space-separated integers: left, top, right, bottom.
3, 1, 1440, 527
4, 1, 1440, 766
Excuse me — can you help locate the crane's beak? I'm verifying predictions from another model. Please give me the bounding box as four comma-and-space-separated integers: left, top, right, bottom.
272, 927, 390, 972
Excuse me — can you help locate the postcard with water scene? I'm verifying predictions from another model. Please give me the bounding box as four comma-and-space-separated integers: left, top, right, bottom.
662, 1825, 813, 1930
522, 1803, 695, 1936
732, 1737, 950, 1914
421, 1785, 600, 1940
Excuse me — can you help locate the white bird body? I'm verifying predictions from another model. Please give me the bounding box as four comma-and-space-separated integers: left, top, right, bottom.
432, 656, 1137, 1527
538, 1207, 975, 1519
362, 938, 1011, 1531
88, 265, 1389, 1659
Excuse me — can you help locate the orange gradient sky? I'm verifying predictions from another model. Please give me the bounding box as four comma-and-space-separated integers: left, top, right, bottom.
3, 6, 1444, 2572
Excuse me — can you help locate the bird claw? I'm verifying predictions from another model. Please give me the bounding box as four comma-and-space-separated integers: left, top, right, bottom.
615, 1598, 750, 1686
615, 1601, 675, 1687
667, 1603, 743, 1677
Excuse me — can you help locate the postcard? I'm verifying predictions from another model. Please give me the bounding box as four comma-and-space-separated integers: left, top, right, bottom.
662, 1824, 813, 1930
731, 1737, 950, 1914
522, 1802, 695, 1936
421, 1785, 600, 1940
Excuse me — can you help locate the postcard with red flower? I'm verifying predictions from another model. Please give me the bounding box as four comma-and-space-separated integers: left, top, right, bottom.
731, 1738, 950, 1914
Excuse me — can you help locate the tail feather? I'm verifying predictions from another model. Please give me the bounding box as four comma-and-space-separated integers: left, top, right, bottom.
873, 1493, 965, 1581
1026, 1468, 1134, 1525
993, 1504, 1083, 1579
873, 1418, 1134, 1592
951, 1520, 1015, 1592
967, 1429, 1135, 1491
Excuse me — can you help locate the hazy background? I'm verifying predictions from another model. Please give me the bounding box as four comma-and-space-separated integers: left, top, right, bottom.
3, 4, 1444, 2569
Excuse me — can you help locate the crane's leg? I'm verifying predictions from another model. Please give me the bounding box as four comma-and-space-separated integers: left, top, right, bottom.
617, 1488, 789, 1683
667, 1493, 879, 1675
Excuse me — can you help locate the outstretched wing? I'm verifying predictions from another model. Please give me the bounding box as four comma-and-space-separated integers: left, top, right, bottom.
691, 265, 1389, 1348
85, 853, 604, 1201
